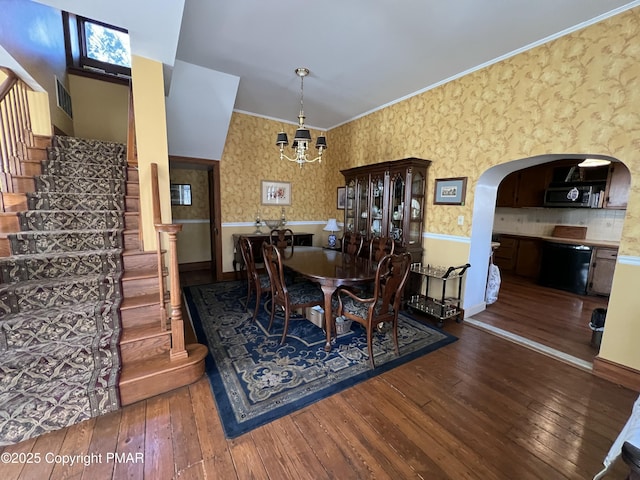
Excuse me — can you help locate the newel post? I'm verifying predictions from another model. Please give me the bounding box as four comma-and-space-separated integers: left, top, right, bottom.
156, 223, 188, 360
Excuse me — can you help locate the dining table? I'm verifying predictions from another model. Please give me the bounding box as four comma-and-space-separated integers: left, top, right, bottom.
282, 246, 378, 351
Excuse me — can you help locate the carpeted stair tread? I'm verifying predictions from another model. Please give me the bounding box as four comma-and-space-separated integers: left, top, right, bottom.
8, 228, 123, 254
0, 300, 120, 350
0, 135, 126, 446
19, 210, 125, 231
35, 175, 125, 195
0, 249, 123, 284
27, 192, 125, 212
42, 160, 127, 179
0, 384, 118, 446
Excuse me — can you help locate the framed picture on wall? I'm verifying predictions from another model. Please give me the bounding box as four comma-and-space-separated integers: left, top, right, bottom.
337, 187, 346, 209
170, 184, 192, 206
434, 177, 467, 205
261, 180, 291, 205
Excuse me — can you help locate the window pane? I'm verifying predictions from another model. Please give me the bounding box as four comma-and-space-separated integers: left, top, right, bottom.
84, 21, 131, 68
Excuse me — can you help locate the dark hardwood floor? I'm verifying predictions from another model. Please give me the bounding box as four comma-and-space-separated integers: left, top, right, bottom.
470, 272, 609, 364
1, 269, 636, 479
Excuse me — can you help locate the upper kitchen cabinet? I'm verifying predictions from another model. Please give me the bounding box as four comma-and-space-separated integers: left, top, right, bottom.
341, 158, 431, 261
603, 163, 631, 209
496, 164, 550, 207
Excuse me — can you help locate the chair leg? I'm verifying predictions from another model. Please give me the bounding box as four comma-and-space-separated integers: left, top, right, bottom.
367, 326, 376, 369
392, 318, 400, 357
280, 306, 291, 345
268, 301, 276, 331
252, 290, 261, 321
244, 281, 253, 309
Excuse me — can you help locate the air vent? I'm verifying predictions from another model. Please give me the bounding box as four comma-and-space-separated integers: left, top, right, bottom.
55, 77, 73, 119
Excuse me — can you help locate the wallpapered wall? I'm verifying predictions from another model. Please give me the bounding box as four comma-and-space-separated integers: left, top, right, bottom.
219, 7, 640, 371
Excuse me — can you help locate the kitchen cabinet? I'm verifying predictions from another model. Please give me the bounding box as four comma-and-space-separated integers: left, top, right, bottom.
341, 158, 431, 261
604, 164, 631, 209
588, 247, 618, 296
492, 234, 542, 280
496, 164, 550, 208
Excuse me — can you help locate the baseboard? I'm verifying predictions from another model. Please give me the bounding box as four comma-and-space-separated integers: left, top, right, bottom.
178, 261, 211, 272
593, 356, 640, 392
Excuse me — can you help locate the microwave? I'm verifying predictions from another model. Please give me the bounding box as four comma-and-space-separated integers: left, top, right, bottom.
543, 184, 600, 207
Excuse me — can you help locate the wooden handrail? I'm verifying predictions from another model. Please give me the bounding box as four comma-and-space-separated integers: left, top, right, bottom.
0, 67, 33, 193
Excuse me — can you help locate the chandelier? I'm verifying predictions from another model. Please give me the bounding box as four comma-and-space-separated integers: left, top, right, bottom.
276, 67, 327, 168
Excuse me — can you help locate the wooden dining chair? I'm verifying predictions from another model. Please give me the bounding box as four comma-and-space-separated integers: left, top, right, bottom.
270, 228, 295, 257
262, 243, 324, 344
335, 252, 412, 368
239, 236, 271, 321
369, 236, 395, 262
341, 232, 364, 257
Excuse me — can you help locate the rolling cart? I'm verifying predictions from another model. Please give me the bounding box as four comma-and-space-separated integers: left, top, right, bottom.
407, 263, 471, 328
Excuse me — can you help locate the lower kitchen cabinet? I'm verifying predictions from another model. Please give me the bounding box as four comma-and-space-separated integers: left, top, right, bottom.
587, 247, 618, 296
493, 235, 542, 280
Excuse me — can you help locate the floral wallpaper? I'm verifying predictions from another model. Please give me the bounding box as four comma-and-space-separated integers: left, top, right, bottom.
328, 7, 640, 256
221, 9, 640, 256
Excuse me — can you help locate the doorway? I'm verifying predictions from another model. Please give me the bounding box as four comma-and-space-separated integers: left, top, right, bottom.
169, 157, 222, 283
463, 154, 627, 367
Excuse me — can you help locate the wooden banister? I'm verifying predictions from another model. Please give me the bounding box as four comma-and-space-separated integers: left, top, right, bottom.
0, 67, 33, 193
150, 162, 187, 359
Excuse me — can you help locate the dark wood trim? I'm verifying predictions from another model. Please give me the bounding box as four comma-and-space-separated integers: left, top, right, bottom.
593, 356, 640, 392
178, 261, 212, 272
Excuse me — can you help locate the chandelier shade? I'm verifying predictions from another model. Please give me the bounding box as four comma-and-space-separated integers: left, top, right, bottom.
276, 67, 327, 168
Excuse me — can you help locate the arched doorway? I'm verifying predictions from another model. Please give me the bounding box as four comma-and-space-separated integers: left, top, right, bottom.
463, 154, 629, 367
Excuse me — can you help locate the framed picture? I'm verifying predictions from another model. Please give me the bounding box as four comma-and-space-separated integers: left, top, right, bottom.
170, 184, 192, 206
261, 180, 291, 205
434, 177, 467, 205
337, 187, 346, 209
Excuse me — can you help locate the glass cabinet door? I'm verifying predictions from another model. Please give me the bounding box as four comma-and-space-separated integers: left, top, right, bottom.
344, 179, 356, 232
370, 175, 384, 237
389, 173, 405, 244
408, 171, 425, 246
356, 176, 370, 236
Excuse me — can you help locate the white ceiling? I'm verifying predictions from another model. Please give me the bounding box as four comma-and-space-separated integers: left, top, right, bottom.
175, 0, 640, 130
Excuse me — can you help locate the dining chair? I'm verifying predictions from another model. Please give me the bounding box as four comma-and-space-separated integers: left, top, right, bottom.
262, 243, 324, 344
270, 228, 295, 257
335, 252, 412, 368
341, 232, 364, 257
239, 236, 271, 321
369, 236, 395, 262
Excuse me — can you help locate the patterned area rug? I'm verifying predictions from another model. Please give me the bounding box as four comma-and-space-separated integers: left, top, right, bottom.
183, 281, 458, 438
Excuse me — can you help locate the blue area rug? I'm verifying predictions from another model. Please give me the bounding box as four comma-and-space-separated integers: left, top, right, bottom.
183, 281, 458, 438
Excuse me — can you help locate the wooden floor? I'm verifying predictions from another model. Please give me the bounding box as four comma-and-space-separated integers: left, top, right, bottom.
471, 272, 609, 363
1, 269, 636, 480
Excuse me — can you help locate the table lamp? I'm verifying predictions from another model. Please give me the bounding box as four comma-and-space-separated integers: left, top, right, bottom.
323, 218, 340, 248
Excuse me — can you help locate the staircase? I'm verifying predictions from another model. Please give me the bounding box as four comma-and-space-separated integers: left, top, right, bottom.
0, 134, 207, 445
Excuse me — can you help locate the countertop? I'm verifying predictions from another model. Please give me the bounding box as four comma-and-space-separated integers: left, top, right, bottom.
493, 232, 619, 249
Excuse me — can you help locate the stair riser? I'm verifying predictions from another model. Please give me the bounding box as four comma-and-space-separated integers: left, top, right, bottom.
121, 303, 163, 328
0, 193, 28, 213
119, 334, 170, 363
123, 252, 157, 272
124, 232, 140, 250
11, 176, 35, 193
125, 196, 139, 211
122, 276, 160, 297
127, 168, 138, 183
124, 214, 139, 230
0, 214, 19, 234
126, 182, 139, 196
22, 161, 42, 177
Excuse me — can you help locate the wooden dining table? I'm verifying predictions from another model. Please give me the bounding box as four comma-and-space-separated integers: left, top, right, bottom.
282, 246, 378, 351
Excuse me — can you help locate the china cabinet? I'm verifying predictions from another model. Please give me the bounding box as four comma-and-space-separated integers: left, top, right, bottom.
341, 158, 431, 261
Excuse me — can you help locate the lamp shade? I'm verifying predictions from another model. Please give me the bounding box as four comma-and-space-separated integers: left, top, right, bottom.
294, 128, 312, 142
276, 132, 289, 147
315, 135, 327, 149
323, 218, 340, 232
578, 158, 611, 168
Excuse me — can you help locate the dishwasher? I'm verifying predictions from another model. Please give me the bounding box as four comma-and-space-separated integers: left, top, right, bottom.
539, 241, 593, 295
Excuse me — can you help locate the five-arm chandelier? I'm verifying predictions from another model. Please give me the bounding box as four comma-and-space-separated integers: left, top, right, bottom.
276, 67, 327, 168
